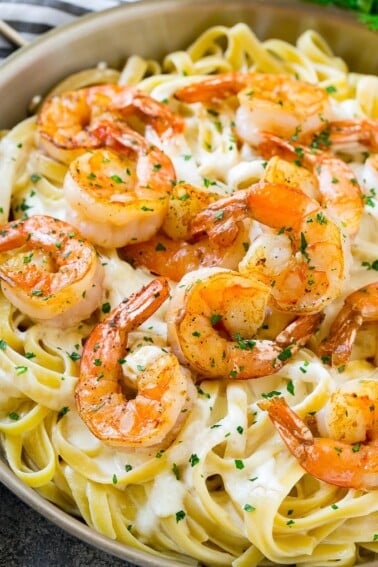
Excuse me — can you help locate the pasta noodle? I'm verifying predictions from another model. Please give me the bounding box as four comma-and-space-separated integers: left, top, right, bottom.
0, 22, 377, 567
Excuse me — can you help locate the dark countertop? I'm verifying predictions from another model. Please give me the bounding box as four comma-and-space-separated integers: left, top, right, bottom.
0, 481, 136, 566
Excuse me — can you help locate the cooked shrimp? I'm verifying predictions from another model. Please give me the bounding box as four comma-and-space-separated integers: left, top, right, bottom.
259, 394, 378, 490
318, 282, 378, 368
175, 72, 333, 144
0, 215, 104, 327
306, 119, 378, 153
123, 181, 250, 281
162, 182, 219, 241
75, 277, 195, 448
122, 222, 249, 282
37, 84, 183, 164
259, 138, 364, 240
166, 268, 324, 379
64, 120, 175, 248
315, 379, 378, 444
190, 181, 346, 313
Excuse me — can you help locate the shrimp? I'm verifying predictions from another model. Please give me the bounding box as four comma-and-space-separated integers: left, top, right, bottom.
122, 223, 249, 282
122, 181, 250, 281
64, 120, 175, 248
259, 138, 364, 240
258, 392, 378, 490
75, 277, 196, 448
175, 72, 333, 144
189, 181, 346, 314
315, 379, 378, 444
37, 84, 183, 164
318, 282, 378, 368
166, 267, 324, 380
161, 182, 219, 242
306, 119, 378, 153
0, 215, 104, 327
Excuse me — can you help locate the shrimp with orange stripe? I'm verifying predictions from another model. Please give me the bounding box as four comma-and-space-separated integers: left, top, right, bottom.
259, 136, 364, 240
37, 83, 183, 164
189, 181, 347, 314
166, 267, 323, 380
0, 215, 104, 327
63, 119, 176, 248
175, 72, 334, 145
259, 378, 378, 490
122, 182, 250, 281
75, 277, 196, 448
318, 282, 378, 369
306, 118, 378, 154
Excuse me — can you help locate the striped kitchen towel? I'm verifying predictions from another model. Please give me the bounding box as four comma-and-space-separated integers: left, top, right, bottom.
0, 0, 138, 62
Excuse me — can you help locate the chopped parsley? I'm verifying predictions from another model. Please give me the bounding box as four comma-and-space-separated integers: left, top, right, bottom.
68, 352, 81, 361
102, 302, 111, 313
286, 380, 295, 396
362, 188, 376, 207
196, 386, 211, 399
175, 510, 186, 523
172, 463, 180, 480
8, 412, 20, 421
234, 334, 256, 351
189, 453, 200, 467
110, 174, 123, 184
261, 390, 281, 399
210, 314, 223, 326
155, 242, 167, 251
277, 347, 293, 362
310, 127, 331, 149
243, 504, 255, 512
58, 406, 69, 417
362, 259, 378, 271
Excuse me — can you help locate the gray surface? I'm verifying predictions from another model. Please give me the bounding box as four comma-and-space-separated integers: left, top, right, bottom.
0, 482, 135, 566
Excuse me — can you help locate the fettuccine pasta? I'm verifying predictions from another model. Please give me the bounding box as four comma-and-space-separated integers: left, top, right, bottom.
0, 23, 377, 567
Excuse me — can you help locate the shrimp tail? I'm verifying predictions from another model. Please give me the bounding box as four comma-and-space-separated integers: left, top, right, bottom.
189, 192, 248, 247
318, 283, 378, 368
327, 119, 378, 152
110, 276, 170, 331
113, 89, 184, 136
259, 397, 313, 458
259, 396, 378, 489
318, 307, 363, 367
277, 312, 325, 348
75, 277, 173, 447
175, 72, 247, 103
227, 312, 321, 380
91, 118, 147, 152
